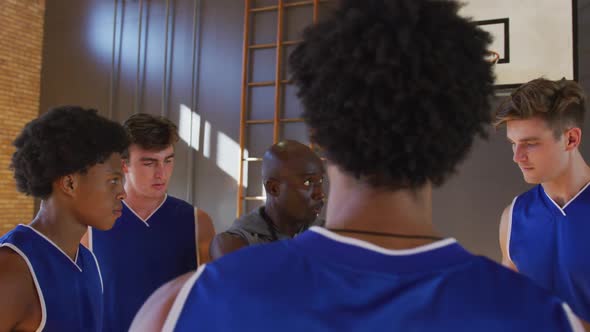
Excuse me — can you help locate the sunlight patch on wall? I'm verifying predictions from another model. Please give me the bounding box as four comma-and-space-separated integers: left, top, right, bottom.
179, 104, 201, 149
217, 131, 248, 188
203, 121, 211, 159
178, 105, 247, 188
86, 2, 114, 66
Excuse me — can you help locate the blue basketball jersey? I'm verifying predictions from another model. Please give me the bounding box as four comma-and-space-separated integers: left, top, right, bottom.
0, 224, 103, 332
91, 195, 197, 332
509, 183, 590, 321
163, 227, 581, 332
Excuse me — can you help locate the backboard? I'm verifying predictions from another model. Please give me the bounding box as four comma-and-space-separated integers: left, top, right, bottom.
460, 0, 578, 89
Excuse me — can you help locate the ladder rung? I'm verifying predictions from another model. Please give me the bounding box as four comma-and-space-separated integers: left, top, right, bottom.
249, 40, 302, 50
285, 0, 317, 8
250, 5, 277, 13
248, 81, 274, 87
243, 196, 266, 201
249, 43, 276, 50
282, 40, 302, 46
242, 148, 316, 160
247, 79, 292, 87
280, 117, 304, 123
245, 117, 304, 125
249, 2, 309, 13
246, 119, 273, 125
250, 0, 328, 13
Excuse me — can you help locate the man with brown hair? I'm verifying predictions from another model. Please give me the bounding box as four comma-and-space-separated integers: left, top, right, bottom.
495, 78, 590, 321
85, 113, 215, 332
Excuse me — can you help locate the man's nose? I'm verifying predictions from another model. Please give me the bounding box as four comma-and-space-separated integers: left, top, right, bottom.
117, 186, 127, 200
513, 145, 527, 163
154, 163, 164, 178
311, 183, 325, 201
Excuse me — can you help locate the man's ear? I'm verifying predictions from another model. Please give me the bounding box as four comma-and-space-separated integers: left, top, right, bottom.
564, 127, 582, 151
56, 174, 79, 197
122, 159, 129, 173
263, 178, 281, 197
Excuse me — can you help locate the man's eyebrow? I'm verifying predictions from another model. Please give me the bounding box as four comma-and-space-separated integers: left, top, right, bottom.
108, 170, 124, 177
511, 137, 540, 143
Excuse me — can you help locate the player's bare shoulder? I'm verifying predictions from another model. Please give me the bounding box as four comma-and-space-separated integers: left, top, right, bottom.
0, 246, 42, 331
129, 271, 196, 332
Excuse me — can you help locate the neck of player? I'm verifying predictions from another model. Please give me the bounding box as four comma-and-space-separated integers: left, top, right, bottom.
30, 199, 86, 261
324, 163, 441, 250
123, 184, 167, 220
264, 202, 305, 237
542, 151, 590, 207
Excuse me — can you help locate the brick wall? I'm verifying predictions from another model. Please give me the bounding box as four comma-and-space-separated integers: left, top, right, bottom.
0, 0, 45, 235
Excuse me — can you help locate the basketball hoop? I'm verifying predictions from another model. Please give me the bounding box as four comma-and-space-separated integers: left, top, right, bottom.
485, 51, 500, 65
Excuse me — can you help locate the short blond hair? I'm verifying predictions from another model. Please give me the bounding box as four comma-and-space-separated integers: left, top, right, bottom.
494, 78, 586, 136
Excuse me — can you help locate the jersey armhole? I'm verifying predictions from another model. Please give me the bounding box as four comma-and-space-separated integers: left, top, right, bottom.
88, 249, 104, 294
194, 207, 200, 264
162, 265, 207, 332
562, 303, 585, 332
0, 243, 47, 332
506, 196, 518, 265
87, 226, 93, 252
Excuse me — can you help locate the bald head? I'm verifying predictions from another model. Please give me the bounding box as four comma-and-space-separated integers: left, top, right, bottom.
261, 140, 325, 226
262, 140, 322, 181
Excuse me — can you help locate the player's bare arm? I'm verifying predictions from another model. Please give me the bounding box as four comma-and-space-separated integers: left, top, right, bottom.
499, 204, 518, 272
129, 271, 195, 332
0, 247, 41, 332
209, 232, 248, 260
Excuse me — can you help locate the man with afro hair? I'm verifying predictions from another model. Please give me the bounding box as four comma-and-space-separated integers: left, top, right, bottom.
130, 1, 587, 331
0, 106, 128, 331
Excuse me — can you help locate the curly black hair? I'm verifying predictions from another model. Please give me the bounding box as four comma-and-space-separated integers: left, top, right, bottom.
289, 0, 495, 189
11, 106, 130, 198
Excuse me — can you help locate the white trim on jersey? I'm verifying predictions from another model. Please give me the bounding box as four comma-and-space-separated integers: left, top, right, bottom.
123, 194, 169, 227
542, 181, 590, 217
0, 243, 47, 332
162, 265, 207, 332
89, 250, 104, 294
194, 207, 200, 265
20, 224, 82, 272
544, 191, 568, 217
88, 226, 93, 252
562, 303, 585, 332
561, 181, 590, 212
506, 196, 517, 265
309, 226, 457, 256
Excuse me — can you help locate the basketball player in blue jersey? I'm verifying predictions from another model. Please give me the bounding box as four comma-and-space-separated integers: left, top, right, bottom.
495, 78, 590, 321
130, 1, 587, 331
0, 106, 128, 332
85, 113, 215, 332
210, 140, 325, 260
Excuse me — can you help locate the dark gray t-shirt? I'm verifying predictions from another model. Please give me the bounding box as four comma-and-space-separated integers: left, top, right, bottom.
226, 206, 324, 245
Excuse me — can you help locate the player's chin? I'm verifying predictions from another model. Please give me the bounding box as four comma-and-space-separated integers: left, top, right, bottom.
93, 215, 119, 231
522, 174, 542, 185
